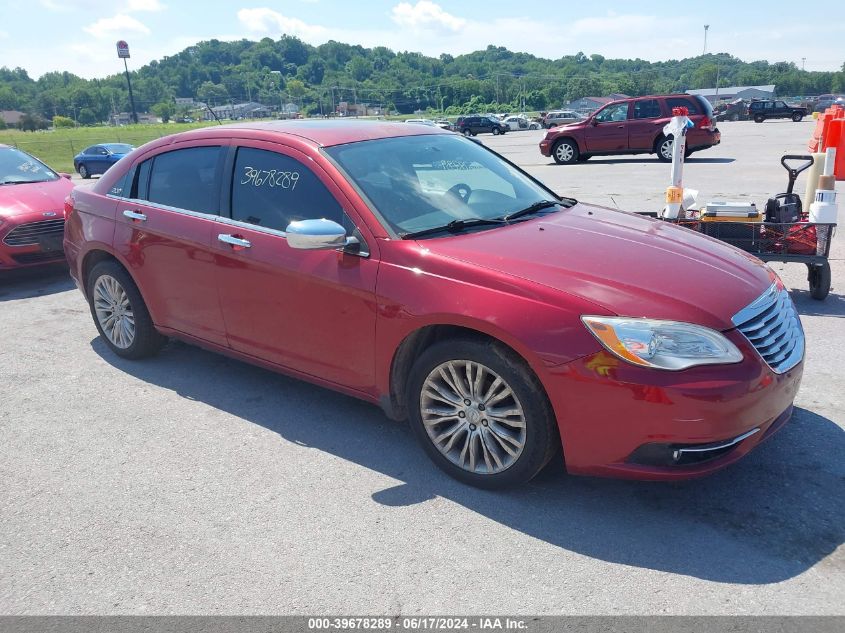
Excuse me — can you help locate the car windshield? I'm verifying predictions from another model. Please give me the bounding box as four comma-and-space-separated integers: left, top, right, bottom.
0, 147, 59, 185
102, 143, 134, 154
325, 133, 566, 237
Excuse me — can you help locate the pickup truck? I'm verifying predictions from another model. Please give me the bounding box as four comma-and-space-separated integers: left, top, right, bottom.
747, 100, 807, 123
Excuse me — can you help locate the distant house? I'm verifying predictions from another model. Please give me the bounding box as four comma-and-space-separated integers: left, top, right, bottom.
203, 102, 271, 121
1, 110, 25, 126
686, 85, 776, 103
109, 112, 158, 125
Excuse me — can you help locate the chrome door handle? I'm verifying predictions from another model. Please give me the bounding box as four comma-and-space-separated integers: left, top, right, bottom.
218, 234, 251, 248
122, 209, 147, 221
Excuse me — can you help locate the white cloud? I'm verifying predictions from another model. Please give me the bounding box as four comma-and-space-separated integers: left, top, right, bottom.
84, 14, 151, 39
237, 8, 328, 39
391, 1, 465, 32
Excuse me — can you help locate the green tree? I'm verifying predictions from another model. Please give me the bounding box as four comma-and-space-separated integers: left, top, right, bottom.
152, 100, 175, 122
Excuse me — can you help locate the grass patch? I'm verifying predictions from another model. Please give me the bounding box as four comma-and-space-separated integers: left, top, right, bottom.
2, 122, 211, 174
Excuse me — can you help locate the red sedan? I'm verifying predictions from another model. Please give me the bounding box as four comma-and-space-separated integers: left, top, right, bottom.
63, 121, 803, 487
0, 145, 75, 269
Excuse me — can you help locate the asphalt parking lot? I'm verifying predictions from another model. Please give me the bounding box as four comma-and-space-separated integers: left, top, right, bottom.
1, 120, 843, 615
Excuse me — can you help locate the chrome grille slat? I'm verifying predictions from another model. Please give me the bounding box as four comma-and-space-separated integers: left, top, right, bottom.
3, 219, 65, 246
732, 283, 804, 374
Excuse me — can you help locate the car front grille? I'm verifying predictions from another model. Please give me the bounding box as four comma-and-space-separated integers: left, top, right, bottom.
732, 282, 804, 374
3, 218, 65, 246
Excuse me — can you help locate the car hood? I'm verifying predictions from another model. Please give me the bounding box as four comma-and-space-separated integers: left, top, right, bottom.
0, 178, 75, 218
419, 203, 774, 331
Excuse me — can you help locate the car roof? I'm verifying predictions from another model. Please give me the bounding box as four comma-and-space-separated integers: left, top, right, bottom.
164, 119, 451, 148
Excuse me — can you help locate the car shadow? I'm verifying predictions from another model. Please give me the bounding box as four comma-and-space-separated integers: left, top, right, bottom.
544, 157, 736, 166
790, 289, 845, 317
91, 337, 844, 585
0, 264, 74, 301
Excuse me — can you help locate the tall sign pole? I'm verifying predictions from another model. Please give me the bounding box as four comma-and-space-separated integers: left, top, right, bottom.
116, 41, 138, 124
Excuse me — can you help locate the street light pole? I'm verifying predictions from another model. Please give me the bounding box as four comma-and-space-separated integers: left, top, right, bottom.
703, 25, 709, 55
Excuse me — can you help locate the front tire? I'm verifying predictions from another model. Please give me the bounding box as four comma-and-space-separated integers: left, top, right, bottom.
552, 138, 579, 164
492, 127, 501, 135
87, 260, 166, 359
406, 338, 559, 488
792, 112, 804, 122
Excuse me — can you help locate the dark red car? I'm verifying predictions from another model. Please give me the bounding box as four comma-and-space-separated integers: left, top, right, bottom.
64, 121, 802, 488
0, 145, 75, 269
539, 94, 721, 164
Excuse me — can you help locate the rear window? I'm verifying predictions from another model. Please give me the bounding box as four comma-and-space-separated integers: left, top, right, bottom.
145, 146, 223, 214
666, 97, 708, 116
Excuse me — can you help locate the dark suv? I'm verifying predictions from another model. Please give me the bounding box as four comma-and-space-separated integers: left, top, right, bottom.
747, 100, 807, 123
539, 94, 720, 164
455, 116, 508, 136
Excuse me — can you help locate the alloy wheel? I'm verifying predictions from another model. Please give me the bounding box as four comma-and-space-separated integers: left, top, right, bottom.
93, 275, 135, 349
554, 142, 574, 163
420, 360, 527, 475
660, 138, 674, 160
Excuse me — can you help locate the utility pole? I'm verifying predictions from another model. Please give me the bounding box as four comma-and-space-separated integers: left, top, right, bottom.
801, 57, 806, 71
703, 25, 709, 55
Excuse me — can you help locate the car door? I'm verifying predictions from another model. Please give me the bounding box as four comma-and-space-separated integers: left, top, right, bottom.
584, 102, 630, 152
87, 146, 110, 175
112, 142, 229, 346
627, 98, 665, 151
212, 142, 379, 392
774, 101, 787, 117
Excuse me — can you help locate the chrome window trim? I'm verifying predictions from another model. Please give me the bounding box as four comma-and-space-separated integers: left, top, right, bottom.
111, 195, 291, 238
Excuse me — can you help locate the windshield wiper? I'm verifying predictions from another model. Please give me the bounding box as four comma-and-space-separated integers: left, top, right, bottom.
400, 217, 507, 239
502, 200, 560, 222
0, 180, 45, 186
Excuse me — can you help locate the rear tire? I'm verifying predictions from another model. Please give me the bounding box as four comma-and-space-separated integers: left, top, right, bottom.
552, 138, 579, 164
87, 260, 166, 359
462, 128, 472, 137
492, 127, 501, 135
406, 338, 559, 489
656, 135, 674, 162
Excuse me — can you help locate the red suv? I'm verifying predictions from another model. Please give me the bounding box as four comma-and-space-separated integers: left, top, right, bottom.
65, 121, 801, 488
540, 94, 720, 164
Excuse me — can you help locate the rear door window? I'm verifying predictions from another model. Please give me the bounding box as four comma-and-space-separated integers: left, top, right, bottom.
144, 146, 223, 215
230, 147, 344, 233
632, 99, 661, 119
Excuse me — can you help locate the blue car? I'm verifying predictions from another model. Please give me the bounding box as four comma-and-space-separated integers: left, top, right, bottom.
73, 143, 135, 179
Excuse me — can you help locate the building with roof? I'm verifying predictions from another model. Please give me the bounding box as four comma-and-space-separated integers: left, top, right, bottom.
686, 85, 776, 103
1, 110, 25, 127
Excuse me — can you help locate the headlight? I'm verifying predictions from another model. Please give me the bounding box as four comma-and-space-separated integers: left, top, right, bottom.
581, 316, 743, 371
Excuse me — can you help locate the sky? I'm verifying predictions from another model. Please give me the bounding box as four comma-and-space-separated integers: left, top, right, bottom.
1, 0, 843, 80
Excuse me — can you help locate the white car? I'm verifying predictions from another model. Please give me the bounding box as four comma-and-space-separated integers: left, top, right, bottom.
404, 118, 436, 126
502, 115, 541, 131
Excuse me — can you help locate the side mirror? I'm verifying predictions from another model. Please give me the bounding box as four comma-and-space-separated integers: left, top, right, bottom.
286, 218, 348, 250
590, 117, 599, 126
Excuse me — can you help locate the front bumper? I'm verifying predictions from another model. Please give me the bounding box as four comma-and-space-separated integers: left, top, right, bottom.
543, 329, 802, 480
